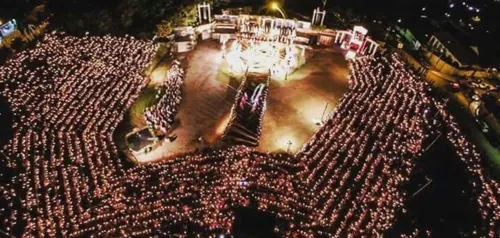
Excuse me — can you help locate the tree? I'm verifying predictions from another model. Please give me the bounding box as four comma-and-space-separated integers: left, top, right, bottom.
328, 6, 360, 29
42, 0, 228, 36
0, 48, 12, 64
156, 21, 173, 38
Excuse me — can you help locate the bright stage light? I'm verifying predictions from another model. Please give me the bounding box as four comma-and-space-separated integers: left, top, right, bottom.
269, 2, 286, 18
345, 50, 356, 60
270, 2, 279, 10
312, 118, 324, 126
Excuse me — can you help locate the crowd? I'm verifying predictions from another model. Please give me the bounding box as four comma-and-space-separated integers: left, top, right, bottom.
144, 60, 184, 133
71, 146, 306, 237
438, 103, 500, 236
295, 54, 463, 236
225, 38, 298, 81
0, 31, 156, 237
239, 20, 296, 45
0, 32, 498, 237
69, 53, 498, 237
270, 45, 297, 80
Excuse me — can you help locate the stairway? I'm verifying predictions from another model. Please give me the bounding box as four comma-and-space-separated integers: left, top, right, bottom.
223, 75, 269, 147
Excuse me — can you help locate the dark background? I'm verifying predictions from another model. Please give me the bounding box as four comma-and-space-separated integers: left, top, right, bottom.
1, 0, 498, 36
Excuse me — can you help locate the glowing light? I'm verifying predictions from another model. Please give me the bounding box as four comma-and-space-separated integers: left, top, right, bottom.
312, 118, 324, 126
345, 50, 357, 60
353, 25, 368, 35
269, 2, 286, 18
224, 40, 299, 80
215, 112, 231, 137
270, 2, 279, 10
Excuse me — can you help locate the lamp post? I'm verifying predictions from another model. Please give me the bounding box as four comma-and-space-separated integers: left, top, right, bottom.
384, 25, 391, 41
271, 2, 286, 19
320, 102, 328, 122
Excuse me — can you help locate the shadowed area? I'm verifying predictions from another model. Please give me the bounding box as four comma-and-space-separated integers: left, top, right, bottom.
0, 96, 13, 148
388, 136, 483, 236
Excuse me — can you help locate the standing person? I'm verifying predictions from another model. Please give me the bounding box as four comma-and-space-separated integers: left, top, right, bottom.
240, 92, 248, 109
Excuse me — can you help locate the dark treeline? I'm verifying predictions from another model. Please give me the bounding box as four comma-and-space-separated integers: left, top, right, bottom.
2, 0, 227, 37
46, 0, 202, 36
46, 0, 178, 36
1, 0, 499, 47
0, 0, 40, 20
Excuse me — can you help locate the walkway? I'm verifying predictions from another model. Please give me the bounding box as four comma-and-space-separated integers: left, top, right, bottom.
136, 41, 237, 163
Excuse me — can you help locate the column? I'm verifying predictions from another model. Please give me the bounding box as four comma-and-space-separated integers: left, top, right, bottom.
371, 44, 378, 55
202, 3, 206, 20
368, 42, 374, 54
320, 10, 326, 26
198, 5, 202, 24
316, 8, 320, 25
312, 9, 317, 25
208, 3, 211, 22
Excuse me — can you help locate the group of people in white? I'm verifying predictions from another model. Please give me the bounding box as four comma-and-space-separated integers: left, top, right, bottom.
70, 53, 500, 237
0, 27, 497, 238
72, 146, 303, 237
144, 60, 184, 134
270, 45, 297, 80
225, 39, 297, 80
294, 54, 433, 236
239, 20, 297, 45
294, 53, 499, 237
0, 31, 156, 237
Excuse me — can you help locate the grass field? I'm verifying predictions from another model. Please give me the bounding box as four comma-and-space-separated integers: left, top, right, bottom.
446, 91, 500, 177
430, 85, 500, 177
113, 85, 159, 151
128, 86, 160, 128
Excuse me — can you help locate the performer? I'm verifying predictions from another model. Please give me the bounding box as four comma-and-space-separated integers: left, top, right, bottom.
240, 92, 248, 109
